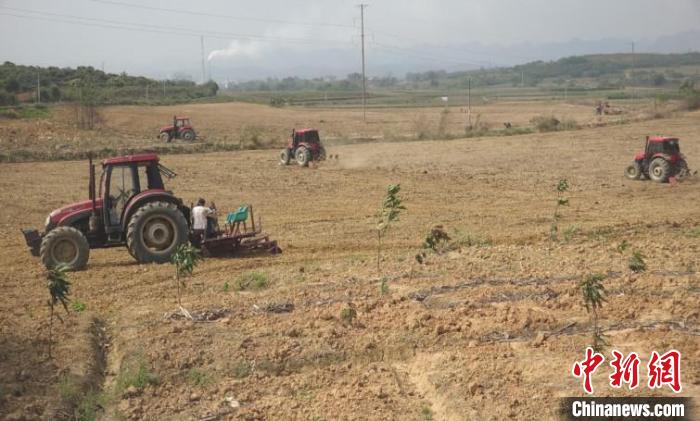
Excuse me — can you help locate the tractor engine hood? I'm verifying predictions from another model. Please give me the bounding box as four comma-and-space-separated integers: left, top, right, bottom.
160, 125, 175, 132
48, 199, 102, 226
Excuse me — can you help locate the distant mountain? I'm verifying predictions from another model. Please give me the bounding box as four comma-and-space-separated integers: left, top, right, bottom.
202, 31, 700, 82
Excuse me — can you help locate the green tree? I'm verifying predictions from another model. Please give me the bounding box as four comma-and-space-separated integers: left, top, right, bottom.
171, 243, 202, 318
46, 264, 71, 358
550, 179, 570, 241
580, 273, 607, 351
376, 184, 406, 274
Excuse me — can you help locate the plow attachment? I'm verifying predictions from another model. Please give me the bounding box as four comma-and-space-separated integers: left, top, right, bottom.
198, 205, 282, 257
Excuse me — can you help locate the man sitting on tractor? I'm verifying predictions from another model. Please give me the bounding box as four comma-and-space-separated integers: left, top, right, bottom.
192, 198, 216, 246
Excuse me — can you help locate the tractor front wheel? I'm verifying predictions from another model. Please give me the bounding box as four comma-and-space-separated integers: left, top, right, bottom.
160, 132, 171, 143
280, 149, 291, 165
181, 130, 195, 141
296, 147, 311, 167
624, 161, 642, 180
40, 226, 90, 270
649, 158, 671, 183
127, 201, 189, 263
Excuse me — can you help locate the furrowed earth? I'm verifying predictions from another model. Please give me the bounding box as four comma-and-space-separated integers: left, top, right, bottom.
0, 103, 698, 420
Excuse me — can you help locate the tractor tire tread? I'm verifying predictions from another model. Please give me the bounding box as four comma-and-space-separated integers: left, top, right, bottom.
126, 201, 188, 264
40, 226, 90, 271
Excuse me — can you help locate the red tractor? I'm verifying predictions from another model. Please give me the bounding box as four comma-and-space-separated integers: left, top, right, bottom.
625, 136, 690, 183
279, 128, 326, 167
159, 115, 196, 142
22, 154, 192, 270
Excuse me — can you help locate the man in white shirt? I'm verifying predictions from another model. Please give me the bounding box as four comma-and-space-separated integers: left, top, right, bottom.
192, 198, 215, 246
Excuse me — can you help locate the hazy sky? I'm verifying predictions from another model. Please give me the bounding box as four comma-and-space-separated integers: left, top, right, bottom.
2, 0, 700, 80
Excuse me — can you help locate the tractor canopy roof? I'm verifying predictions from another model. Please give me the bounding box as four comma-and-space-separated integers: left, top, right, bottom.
648, 136, 678, 143
294, 128, 318, 134
176, 116, 190, 120
103, 153, 160, 166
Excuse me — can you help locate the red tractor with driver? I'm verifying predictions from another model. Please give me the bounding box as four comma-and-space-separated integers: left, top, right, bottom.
625, 136, 691, 183
159, 115, 196, 142
279, 128, 326, 167
22, 154, 192, 270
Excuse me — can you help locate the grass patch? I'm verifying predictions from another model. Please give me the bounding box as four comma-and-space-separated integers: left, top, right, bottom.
115, 354, 159, 395
186, 368, 215, 388
629, 251, 647, 273
0, 104, 51, 119
234, 271, 269, 291
58, 377, 105, 421
71, 299, 87, 313
686, 226, 700, 238
231, 360, 253, 378
451, 228, 492, 248
421, 405, 435, 421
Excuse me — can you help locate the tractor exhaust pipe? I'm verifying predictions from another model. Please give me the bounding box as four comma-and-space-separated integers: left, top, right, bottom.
88, 157, 98, 232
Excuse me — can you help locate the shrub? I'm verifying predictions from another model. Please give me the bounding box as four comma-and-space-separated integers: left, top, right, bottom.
531, 115, 561, 132
629, 251, 647, 273
234, 271, 269, 291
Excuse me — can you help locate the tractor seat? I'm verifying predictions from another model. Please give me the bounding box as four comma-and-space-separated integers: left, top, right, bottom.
225, 206, 249, 236
226, 206, 249, 224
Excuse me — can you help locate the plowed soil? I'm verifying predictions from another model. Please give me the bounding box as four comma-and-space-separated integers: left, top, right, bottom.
0, 105, 698, 420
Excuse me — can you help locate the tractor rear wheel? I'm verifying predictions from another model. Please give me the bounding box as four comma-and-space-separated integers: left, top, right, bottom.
40, 226, 90, 271
676, 159, 690, 178
279, 149, 291, 165
296, 147, 311, 167
126, 201, 188, 263
181, 130, 195, 141
624, 161, 642, 180
160, 132, 171, 143
649, 158, 671, 183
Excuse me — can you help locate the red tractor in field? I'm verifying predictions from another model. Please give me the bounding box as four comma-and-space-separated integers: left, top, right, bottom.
279, 128, 326, 167
625, 136, 691, 183
159, 115, 196, 142
22, 154, 191, 270
22, 154, 280, 270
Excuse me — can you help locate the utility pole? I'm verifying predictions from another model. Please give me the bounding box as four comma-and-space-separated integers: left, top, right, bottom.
358, 4, 368, 122
631, 41, 636, 100
467, 77, 472, 129
145, 84, 149, 101
36, 72, 41, 104
200, 35, 206, 84
162, 80, 166, 97
521, 71, 524, 87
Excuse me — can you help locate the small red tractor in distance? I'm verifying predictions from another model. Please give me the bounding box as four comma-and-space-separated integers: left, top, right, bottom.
21, 154, 280, 270
279, 128, 326, 167
625, 136, 691, 183
159, 115, 196, 142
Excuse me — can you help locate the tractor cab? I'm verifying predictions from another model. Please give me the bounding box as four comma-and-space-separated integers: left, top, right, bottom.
643, 136, 680, 158
291, 129, 321, 148
96, 154, 172, 238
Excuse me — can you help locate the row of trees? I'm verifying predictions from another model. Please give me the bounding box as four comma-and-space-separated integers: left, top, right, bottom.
0, 62, 219, 106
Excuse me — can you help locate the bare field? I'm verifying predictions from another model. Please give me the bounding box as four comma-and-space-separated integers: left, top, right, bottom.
0, 98, 671, 162
0, 106, 699, 420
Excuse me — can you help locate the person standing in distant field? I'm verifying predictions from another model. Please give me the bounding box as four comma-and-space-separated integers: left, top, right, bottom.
192, 198, 215, 246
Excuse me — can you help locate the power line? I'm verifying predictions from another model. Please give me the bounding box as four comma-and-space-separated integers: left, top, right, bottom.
91, 0, 357, 29
0, 6, 353, 46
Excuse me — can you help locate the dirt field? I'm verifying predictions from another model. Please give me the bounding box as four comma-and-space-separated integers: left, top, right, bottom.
0, 106, 698, 420
0, 98, 670, 162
